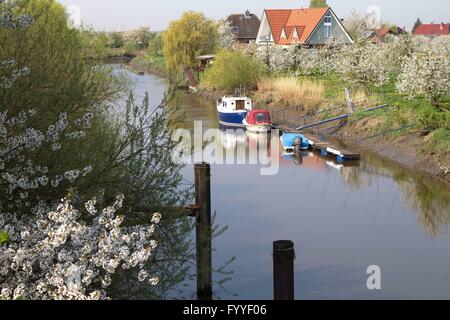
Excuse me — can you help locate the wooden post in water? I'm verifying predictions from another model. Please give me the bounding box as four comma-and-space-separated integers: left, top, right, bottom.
273, 240, 295, 300
195, 163, 213, 300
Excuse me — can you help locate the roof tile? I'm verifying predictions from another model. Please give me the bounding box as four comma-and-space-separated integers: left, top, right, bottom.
265, 7, 329, 44
413, 24, 450, 36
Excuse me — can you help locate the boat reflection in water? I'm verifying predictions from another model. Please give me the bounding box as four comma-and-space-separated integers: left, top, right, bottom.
216, 125, 360, 174
217, 126, 275, 165
281, 146, 360, 171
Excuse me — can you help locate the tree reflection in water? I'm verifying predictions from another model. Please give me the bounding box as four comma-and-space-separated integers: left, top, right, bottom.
340, 152, 450, 238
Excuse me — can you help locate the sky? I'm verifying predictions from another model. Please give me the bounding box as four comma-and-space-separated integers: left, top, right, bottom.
57, 0, 450, 31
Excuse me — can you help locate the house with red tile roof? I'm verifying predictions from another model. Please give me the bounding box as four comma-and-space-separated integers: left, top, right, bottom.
368, 26, 406, 44
256, 7, 353, 46
413, 23, 450, 36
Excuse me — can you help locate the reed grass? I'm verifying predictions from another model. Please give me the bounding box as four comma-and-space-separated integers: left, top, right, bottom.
257, 77, 325, 113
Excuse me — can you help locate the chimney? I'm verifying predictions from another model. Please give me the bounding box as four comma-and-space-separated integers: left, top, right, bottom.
245, 10, 251, 18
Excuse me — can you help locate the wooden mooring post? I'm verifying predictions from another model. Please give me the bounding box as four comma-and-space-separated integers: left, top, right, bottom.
195, 163, 213, 300
273, 240, 295, 300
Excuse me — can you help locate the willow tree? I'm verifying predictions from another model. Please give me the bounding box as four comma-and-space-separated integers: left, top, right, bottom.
163, 11, 218, 74
310, 0, 328, 8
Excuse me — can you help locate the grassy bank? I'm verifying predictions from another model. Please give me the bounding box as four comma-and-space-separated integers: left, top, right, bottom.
129, 54, 167, 75
252, 74, 449, 181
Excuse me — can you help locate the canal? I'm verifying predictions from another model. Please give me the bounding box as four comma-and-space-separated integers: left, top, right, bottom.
117, 65, 450, 300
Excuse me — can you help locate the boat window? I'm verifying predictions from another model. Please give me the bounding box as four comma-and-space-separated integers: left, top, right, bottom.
236, 100, 245, 110
223, 101, 227, 107
255, 113, 268, 123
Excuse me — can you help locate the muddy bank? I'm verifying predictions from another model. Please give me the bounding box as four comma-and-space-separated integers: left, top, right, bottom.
336, 122, 450, 184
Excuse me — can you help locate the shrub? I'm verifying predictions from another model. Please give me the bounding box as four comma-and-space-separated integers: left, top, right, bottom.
108, 32, 125, 48
416, 104, 450, 130
148, 32, 164, 56
423, 128, 450, 154
202, 50, 267, 91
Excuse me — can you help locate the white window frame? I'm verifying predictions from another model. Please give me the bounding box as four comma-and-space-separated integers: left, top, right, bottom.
324, 13, 332, 38
292, 28, 299, 40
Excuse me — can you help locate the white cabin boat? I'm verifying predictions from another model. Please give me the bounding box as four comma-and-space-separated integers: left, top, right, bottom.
216, 96, 252, 128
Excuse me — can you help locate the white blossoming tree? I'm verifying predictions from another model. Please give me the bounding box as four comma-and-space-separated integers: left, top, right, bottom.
0, 0, 196, 300
0, 195, 162, 300
301, 40, 341, 76
343, 11, 373, 42
216, 20, 237, 50
397, 37, 450, 110
253, 44, 308, 74
341, 41, 388, 86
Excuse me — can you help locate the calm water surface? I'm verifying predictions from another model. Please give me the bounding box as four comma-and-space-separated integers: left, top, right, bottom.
118, 65, 450, 300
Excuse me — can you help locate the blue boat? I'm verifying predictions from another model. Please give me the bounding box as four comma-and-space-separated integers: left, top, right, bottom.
217, 96, 252, 128
280, 133, 311, 153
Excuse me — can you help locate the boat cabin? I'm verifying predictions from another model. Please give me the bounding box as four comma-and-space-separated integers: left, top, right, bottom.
245, 110, 271, 125
217, 97, 253, 112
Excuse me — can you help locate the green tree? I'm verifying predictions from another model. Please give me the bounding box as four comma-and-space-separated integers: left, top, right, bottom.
310, 0, 328, 8
148, 32, 164, 56
202, 50, 267, 91
163, 11, 218, 74
80, 28, 109, 59
134, 26, 152, 49
109, 32, 125, 48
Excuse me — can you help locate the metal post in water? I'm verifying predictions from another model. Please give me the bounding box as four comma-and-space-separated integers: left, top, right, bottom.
195, 163, 212, 300
293, 138, 302, 160
273, 240, 295, 300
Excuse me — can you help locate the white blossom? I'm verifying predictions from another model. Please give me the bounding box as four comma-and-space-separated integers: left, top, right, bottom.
216, 20, 237, 50
0, 195, 161, 300
151, 213, 162, 224
397, 37, 450, 106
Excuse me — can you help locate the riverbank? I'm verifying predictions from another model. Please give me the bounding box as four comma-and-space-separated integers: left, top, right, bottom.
272, 106, 449, 184
119, 62, 449, 184
96, 48, 167, 76
128, 55, 167, 77
194, 86, 450, 185
337, 119, 450, 183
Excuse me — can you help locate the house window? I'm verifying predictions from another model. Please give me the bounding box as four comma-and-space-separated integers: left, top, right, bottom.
231, 26, 239, 34
324, 13, 332, 38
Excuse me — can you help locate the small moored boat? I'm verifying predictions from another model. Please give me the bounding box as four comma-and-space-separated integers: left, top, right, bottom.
243, 110, 272, 133
281, 133, 311, 154
217, 96, 252, 128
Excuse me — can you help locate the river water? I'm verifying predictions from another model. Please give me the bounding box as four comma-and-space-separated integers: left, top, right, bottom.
118, 65, 450, 300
